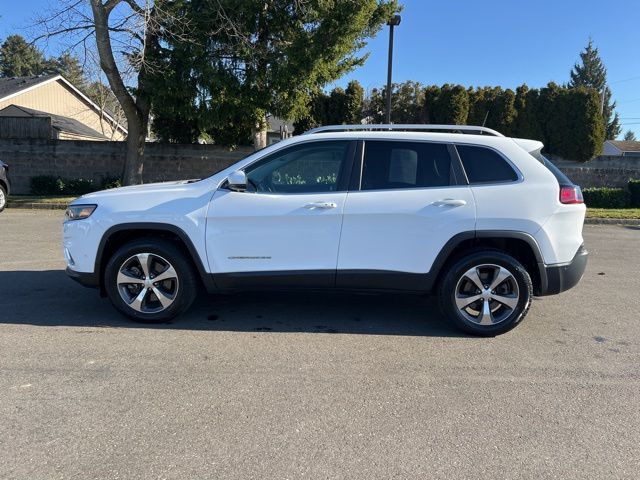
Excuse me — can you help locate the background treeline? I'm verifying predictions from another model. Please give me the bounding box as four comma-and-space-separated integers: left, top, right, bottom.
297, 80, 605, 161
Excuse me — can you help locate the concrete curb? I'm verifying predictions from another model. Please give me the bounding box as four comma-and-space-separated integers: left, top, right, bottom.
584, 217, 640, 226
7, 202, 68, 210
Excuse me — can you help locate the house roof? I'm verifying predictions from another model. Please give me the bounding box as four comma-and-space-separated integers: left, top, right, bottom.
0, 104, 107, 140
0, 74, 61, 98
0, 74, 127, 135
606, 140, 640, 153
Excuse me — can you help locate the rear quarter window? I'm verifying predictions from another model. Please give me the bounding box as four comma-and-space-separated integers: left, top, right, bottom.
456, 145, 518, 184
530, 149, 574, 185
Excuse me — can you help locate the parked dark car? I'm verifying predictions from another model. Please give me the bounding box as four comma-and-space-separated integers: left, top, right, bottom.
0, 160, 10, 212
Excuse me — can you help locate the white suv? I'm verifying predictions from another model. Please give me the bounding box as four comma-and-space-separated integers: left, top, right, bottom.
63, 125, 588, 335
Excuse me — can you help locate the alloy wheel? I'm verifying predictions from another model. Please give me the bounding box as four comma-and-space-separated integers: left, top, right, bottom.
454, 264, 520, 326
116, 253, 179, 313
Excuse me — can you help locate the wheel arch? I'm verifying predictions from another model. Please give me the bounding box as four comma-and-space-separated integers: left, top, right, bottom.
428, 231, 547, 295
95, 223, 215, 295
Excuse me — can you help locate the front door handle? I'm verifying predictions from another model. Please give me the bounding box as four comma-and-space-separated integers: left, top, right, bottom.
432, 198, 467, 207
304, 202, 337, 209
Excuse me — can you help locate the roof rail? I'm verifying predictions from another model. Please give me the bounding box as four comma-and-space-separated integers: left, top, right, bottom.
304, 124, 504, 137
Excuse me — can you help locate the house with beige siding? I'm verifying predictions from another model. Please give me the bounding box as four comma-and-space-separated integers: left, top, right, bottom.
0, 74, 127, 141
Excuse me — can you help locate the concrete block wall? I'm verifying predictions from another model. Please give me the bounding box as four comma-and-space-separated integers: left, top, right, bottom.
0, 139, 253, 194
559, 167, 640, 189
2, 138, 639, 194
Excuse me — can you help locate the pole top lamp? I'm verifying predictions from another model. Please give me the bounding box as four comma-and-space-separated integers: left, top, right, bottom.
387, 15, 401, 26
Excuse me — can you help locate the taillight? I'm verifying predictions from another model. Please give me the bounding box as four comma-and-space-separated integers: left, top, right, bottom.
560, 185, 583, 204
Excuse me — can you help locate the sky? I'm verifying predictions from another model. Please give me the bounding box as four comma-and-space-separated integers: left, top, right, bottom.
1, 0, 639, 138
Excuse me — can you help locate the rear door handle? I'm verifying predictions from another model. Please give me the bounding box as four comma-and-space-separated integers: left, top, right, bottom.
304, 202, 337, 209
432, 198, 467, 207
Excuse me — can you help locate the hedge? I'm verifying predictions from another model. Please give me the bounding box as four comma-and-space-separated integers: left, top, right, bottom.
629, 179, 640, 208
30, 175, 122, 196
582, 187, 630, 208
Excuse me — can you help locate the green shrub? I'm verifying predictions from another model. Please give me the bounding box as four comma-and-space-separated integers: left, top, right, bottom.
582, 187, 630, 208
62, 178, 95, 195
30, 175, 64, 195
100, 175, 122, 190
629, 179, 640, 208
30, 175, 118, 195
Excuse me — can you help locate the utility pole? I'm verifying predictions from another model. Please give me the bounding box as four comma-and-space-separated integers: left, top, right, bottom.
385, 15, 401, 124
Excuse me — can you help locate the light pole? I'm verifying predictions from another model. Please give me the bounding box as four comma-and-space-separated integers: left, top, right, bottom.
385, 15, 401, 124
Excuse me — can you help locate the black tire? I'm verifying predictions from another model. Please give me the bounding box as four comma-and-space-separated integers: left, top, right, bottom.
438, 250, 533, 336
104, 238, 198, 322
0, 184, 6, 212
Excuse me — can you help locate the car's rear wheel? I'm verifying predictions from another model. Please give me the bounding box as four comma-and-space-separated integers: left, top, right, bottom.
104, 239, 198, 322
0, 184, 7, 212
438, 250, 532, 336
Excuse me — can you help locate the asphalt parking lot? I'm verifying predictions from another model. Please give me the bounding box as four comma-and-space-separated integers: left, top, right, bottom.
0, 209, 639, 479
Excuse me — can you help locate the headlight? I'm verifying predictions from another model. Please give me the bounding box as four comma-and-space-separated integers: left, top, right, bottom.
65, 204, 97, 221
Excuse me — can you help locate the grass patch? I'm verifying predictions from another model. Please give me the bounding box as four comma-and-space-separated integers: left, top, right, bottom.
8, 195, 77, 205
586, 208, 640, 219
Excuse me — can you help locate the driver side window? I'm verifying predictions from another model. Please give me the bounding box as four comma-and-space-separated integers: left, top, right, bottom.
245, 141, 350, 194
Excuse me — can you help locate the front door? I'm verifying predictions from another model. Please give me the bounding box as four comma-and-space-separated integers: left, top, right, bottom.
336, 139, 476, 290
206, 140, 355, 289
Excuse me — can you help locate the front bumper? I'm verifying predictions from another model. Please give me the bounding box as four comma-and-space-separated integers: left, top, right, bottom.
66, 267, 99, 289
540, 244, 588, 296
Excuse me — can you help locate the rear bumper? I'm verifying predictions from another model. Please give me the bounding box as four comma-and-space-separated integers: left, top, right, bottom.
539, 244, 588, 296
66, 267, 99, 289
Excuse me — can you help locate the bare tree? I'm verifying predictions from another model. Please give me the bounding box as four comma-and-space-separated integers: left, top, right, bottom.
33, 0, 188, 185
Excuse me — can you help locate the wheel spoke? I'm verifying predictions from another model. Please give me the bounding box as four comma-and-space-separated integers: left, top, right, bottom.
489, 267, 513, 291
129, 287, 148, 312
479, 299, 493, 325
462, 267, 484, 291
152, 287, 173, 309
136, 253, 151, 279
491, 293, 518, 310
117, 270, 144, 285
455, 293, 483, 310
153, 265, 177, 283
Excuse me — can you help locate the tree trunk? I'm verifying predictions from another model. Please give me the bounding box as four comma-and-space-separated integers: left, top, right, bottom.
123, 118, 145, 185
90, 0, 150, 186
252, 117, 267, 150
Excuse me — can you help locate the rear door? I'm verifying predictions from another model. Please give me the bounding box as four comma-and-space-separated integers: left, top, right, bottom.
336, 139, 476, 290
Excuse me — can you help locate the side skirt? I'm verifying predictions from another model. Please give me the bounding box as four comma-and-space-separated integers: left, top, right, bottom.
211, 269, 432, 294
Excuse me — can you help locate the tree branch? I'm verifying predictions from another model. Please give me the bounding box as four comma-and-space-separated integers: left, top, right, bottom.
103, 0, 121, 14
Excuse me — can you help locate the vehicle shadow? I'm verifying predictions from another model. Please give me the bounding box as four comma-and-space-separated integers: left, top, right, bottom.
0, 270, 468, 337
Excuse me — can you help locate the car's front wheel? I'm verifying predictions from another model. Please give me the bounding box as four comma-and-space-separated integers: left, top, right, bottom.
438, 250, 533, 336
104, 239, 198, 322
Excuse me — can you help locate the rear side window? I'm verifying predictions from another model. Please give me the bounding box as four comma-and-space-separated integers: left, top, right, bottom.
456, 145, 518, 184
530, 149, 574, 185
361, 141, 453, 190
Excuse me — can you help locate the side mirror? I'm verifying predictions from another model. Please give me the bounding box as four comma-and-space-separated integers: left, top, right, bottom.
227, 170, 247, 192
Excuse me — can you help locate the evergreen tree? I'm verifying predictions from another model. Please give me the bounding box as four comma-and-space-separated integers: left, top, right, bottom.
568, 39, 621, 140
623, 130, 637, 141
0, 35, 45, 77
326, 87, 347, 125
422, 84, 468, 125
150, 0, 399, 147
44, 52, 86, 87
344, 80, 364, 124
